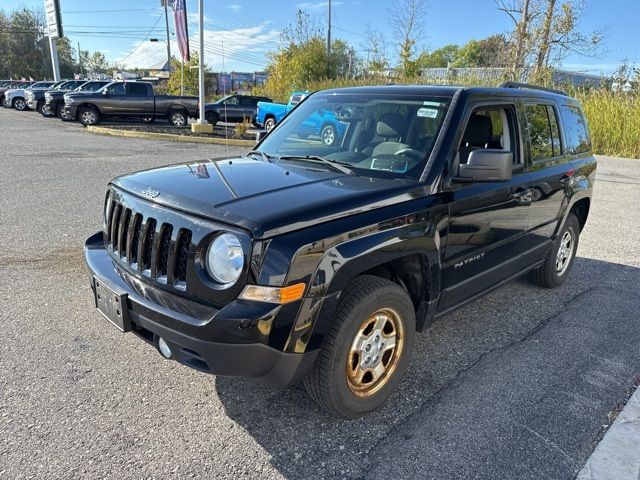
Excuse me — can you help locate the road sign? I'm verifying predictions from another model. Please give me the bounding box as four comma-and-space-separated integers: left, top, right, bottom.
44, 0, 63, 39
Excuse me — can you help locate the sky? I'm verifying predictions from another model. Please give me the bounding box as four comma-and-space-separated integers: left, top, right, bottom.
0, 0, 635, 74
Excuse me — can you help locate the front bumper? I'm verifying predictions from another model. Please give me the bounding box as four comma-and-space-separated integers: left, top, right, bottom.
62, 104, 77, 120
27, 98, 39, 110
84, 232, 318, 387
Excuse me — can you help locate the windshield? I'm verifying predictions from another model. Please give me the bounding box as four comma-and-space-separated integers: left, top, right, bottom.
257, 92, 450, 180
30, 82, 50, 89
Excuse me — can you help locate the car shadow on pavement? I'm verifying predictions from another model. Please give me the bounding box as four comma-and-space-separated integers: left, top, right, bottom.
212, 257, 640, 480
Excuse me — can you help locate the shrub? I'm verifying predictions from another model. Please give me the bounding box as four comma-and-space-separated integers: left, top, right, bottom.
234, 117, 252, 138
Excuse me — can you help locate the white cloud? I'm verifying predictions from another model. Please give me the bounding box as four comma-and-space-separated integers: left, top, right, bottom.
296, 1, 342, 9
119, 23, 280, 72
226, 4, 242, 11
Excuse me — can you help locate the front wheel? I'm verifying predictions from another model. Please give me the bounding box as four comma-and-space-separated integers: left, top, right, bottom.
530, 213, 580, 288
78, 106, 100, 126
36, 100, 45, 115
321, 124, 337, 146
13, 98, 26, 111
168, 110, 188, 127
304, 276, 415, 418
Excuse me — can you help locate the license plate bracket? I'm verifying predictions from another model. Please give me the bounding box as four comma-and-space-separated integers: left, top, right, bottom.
93, 277, 131, 332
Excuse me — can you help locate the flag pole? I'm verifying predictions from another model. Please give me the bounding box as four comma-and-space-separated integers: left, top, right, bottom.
196, 0, 206, 125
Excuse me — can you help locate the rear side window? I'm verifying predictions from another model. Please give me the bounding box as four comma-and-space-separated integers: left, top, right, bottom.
525, 104, 562, 161
128, 83, 148, 96
561, 105, 590, 155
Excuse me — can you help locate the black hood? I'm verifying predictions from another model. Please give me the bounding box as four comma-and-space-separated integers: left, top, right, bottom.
112, 157, 424, 238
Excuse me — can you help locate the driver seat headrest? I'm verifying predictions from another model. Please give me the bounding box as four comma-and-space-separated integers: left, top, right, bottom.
462, 115, 493, 146
376, 113, 404, 138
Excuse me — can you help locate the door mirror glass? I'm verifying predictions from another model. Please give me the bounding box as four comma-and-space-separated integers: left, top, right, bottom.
456, 150, 513, 182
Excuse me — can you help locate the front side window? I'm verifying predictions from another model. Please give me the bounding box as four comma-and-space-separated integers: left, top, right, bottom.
456, 106, 517, 167
225, 96, 239, 105
258, 93, 450, 180
561, 105, 591, 155
525, 104, 561, 161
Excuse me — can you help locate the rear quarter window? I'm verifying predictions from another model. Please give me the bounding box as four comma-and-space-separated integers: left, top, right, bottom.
561, 105, 591, 155
525, 104, 563, 161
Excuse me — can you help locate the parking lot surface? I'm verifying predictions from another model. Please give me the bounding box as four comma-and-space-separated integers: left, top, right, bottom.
1, 108, 639, 480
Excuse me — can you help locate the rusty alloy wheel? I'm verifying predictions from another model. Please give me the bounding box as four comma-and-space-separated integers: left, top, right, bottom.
346, 307, 404, 397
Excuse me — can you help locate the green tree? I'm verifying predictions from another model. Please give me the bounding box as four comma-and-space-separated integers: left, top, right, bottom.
416, 44, 460, 68
452, 35, 510, 67
166, 53, 214, 99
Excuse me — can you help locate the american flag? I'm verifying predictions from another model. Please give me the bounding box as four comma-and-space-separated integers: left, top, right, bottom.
172, 0, 190, 62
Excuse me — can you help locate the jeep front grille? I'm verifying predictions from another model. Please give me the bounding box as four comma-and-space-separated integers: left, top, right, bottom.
105, 195, 193, 291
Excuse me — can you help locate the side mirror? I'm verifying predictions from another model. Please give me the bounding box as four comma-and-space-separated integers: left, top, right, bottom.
455, 150, 513, 183
102, 90, 108, 96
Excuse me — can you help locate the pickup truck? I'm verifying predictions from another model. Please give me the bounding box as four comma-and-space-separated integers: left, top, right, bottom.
204, 94, 272, 125
64, 81, 198, 126
25, 80, 68, 114
84, 83, 595, 418
256, 91, 347, 146
256, 91, 308, 132
0, 81, 32, 107
46, 80, 110, 119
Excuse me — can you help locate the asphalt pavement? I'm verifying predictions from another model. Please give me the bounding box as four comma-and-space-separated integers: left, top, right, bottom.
1, 108, 639, 480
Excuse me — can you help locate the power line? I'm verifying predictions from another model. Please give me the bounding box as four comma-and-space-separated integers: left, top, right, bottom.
118, 13, 164, 65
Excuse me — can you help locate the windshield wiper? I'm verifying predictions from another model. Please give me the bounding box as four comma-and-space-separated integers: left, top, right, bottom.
246, 150, 275, 163
278, 155, 356, 176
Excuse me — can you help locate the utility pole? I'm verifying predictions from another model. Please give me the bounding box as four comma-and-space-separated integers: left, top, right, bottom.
327, 0, 332, 78
192, 0, 211, 132
162, 0, 172, 72
78, 41, 83, 77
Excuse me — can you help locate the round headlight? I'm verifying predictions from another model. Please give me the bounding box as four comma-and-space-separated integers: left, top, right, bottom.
205, 233, 244, 285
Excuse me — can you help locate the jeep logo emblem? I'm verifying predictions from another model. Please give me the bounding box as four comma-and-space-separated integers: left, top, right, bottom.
142, 187, 160, 199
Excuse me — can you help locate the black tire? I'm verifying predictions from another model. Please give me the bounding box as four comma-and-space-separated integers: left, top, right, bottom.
36, 99, 45, 115
41, 102, 52, 117
530, 213, 580, 288
78, 106, 100, 126
321, 124, 338, 146
13, 97, 26, 111
168, 110, 188, 127
205, 112, 218, 126
304, 275, 415, 418
264, 117, 276, 132
55, 104, 63, 119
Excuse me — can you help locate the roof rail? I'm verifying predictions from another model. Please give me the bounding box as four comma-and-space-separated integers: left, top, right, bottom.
499, 81, 568, 96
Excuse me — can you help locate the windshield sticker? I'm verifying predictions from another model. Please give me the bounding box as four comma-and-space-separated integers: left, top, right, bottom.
417, 107, 438, 118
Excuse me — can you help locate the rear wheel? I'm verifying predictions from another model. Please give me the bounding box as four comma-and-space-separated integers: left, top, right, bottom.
78, 106, 100, 126
205, 112, 219, 126
264, 117, 276, 132
530, 213, 580, 288
304, 276, 415, 418
168, 110, 188, 127
13, 97, 26, 111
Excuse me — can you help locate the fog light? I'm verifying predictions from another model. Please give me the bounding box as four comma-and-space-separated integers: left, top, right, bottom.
158, 337, 172, 358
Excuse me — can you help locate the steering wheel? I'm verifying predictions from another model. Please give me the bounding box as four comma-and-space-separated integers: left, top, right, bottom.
395, 148, 424, 160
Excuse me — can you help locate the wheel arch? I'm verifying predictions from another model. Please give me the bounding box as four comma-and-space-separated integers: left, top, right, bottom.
569, 197, 590, 232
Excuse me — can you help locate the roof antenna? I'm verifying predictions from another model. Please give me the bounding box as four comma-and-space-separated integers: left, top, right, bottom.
222, 41, 230, 160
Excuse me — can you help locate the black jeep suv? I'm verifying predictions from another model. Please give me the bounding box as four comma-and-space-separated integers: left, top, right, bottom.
84, 83, 596, 418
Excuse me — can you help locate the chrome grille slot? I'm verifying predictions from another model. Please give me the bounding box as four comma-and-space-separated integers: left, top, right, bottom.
118, 208, 131, 257
157, 224, 173, 277
175, 229, 192, 285
142, 218, 157, 273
